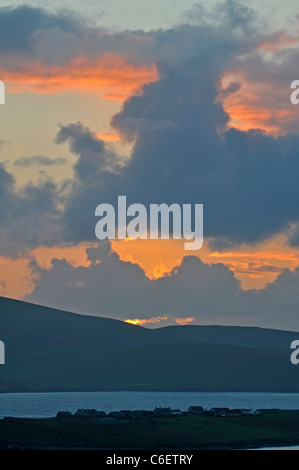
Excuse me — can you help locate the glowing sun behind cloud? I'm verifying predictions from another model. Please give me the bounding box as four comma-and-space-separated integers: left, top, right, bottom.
112, 234, 299, 290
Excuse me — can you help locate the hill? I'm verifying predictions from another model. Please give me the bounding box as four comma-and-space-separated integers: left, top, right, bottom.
0, 296, 298, 392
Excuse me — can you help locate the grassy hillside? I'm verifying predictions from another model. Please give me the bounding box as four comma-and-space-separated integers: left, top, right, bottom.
1, 412, 299, 449
0, 296, 298, 392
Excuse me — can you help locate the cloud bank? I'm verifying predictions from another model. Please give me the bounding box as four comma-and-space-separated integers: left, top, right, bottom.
0, 2, 299, 328
0, 2, 298, 250
27, 241, 299, 331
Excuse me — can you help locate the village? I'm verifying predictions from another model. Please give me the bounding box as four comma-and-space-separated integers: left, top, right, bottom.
56, 406, 274, 422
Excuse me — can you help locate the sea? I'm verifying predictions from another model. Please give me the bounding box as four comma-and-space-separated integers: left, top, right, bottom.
0, 391, 299, 419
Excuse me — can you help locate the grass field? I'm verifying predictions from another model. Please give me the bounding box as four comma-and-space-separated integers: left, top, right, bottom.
1, 411, 299, 449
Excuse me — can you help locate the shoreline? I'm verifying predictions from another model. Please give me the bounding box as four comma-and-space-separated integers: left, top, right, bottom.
1, 441, 299, 450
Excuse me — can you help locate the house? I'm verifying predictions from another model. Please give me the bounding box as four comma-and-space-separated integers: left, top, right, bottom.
120, 410, 133, 416
172, 409, 182, 415
75, 409, 106, 418
188, 406, 204, 415
154, 407, 173, 417
239, 409, 251, 415
108, 410, 132, 420
209, 407, 230, 416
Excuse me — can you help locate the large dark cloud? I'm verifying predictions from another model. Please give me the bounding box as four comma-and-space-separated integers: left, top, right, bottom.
0, 2, 298, 330
54, 123, 123, 243
27, 241, 242, 320
55, 51, 299, 246
0, 163, 62, 256
27, 241, 299, 331
28, 1, 262, 65
0, 5, 82, 54
1, 1, 299, 254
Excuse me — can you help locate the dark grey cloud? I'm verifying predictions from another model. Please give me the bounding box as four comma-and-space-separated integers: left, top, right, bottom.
0, 123, 123, 254
0, 5, 82, 54
0, 163, 62, 256
33, 1, 298, 247
55, 122, 123, 181
0, 2, 297, 330
53, 122, 125, 243
0, 1, 299, 256
14, 155, 67, 167
57, 67, 299, 247
27, 241, 242, 321
28, 1, 263, 66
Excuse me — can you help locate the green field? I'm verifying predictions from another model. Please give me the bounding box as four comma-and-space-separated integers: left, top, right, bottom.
1, 411, 299, 449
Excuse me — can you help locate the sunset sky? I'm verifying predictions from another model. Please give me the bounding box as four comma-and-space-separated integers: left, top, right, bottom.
1, 1, 299, 330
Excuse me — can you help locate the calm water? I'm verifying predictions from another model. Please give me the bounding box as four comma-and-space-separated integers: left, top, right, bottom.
0, 391, 299, 418
252, 446, 299, 450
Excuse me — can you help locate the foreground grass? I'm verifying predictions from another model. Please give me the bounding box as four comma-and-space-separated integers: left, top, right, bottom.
1, 411, 299, 449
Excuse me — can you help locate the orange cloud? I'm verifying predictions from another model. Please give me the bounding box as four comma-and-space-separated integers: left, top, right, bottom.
220, 73, 296, 135
32, 243, 95, 269
112, 235, 299, 290
111, 238, 187, 279
222, 31, 299, 135
222, 90, 293, 135
125, 316, 168, 326
0, 243, 96, 299
175, 317, 195, 325
0, 53, 158, 101
2, 233, 299, 300
0, 256, 37, 299
258, 31, 299, 53
96, 132, 122, 142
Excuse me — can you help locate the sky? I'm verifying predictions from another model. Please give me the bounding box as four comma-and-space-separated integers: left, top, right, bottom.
1, 0, 298, 31
1, 1, 299, 330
